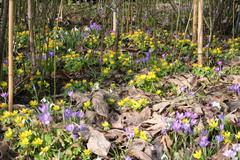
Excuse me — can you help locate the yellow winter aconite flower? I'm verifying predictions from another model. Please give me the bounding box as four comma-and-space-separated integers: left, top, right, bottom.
29, 100, 38, 107
102, 121, 110, 128
155, 90, 162, 95
222, 131, 231, 139
0, 103, 7, 108
5, 127, 13, 138
18, 68, 24, 74
83, 149, 91, 156
57, 99, 66, 105
208, 119, 218, 129
53, 105, 60, 111
133, 128, 139, 135
65, 83, 72, 88
1, 81, 7, 87
3, 111, 12, 119
40, 146, 49, 153
32, 138, 43, 145
235, 131, 240, 139
20, 137, 29, 145
19, 130, 33, 138
83, 100, 91, 110
36, 71, 41, 76
193, 149, 202, 159
139, 131, 149, 141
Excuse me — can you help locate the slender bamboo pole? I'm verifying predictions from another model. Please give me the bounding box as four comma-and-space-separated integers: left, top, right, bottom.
197, 0, 203, 65
113, 0, 117, 32
28, 0, 35, 67
192, 0, 198, 43
8, 0, 14, 112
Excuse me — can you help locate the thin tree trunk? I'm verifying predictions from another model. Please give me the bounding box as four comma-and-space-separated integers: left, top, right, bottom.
192, 0, 198, 43
197, 0, 203, 65
8, 0, 14, 112
113, 0, 117, 32
28, 0, 35, 67
0, 0, 8, 80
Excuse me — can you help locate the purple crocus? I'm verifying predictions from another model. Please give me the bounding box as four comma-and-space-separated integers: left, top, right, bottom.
172, 121, 182, 131
215, 134, 224, 143
0, 92, 8, 98
223, 149, 237, 158
3, 60, 8, 64
214, 67, 220, 72
64, 108, 72, 119
125, 155, 132, 160
77, 111, 84, 118
68, 90, 74, 97
217, 61, 222, 66
180, 86, 187, 93
176, 112, 185, 120
66, 124, 75, 132
39, 112, 51, 125
142, 57, 149, 63
124, 127, 135, 140
199, 136, 210, 147
162, 54, 166, 58
49, 51, 55, 57
38, 104, 48, 113
232, 144, 240, 152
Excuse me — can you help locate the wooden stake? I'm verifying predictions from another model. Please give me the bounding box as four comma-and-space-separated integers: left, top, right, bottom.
113, 0, 117, 32
8, 0, 14, 112
192, 0, 198, 43
197, 0, 203, 65
28, 0, 35, 67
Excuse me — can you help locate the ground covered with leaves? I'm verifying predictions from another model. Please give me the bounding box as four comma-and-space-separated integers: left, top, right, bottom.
0, 25, 240, 160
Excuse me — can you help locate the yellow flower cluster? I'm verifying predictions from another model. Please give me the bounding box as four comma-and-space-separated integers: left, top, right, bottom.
83, 100, 91, 110
132, 128, 151, 141
118, 97, 149, 110
212, 48, 222, 54
193, 149, 202, 159
207, 119, 218, 129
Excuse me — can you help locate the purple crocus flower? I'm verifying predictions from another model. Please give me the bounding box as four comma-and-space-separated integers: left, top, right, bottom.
215, 134, 224, 143
68, 90, 74, 97
199, 136, 210, 147
182, 123, 191, 133
219, 124, 224, 130
49, 51, 55, 57
124, 127, 135, 140
232, 144, 240, 152
38, 104, 48, 113
3, 60, 8, 64
42, 55, 47, 59
125, 155, 132, 160
218, 114, 224, 121
214, 67, 220, 72
223, 149, 237, 158
162, 54, 166, 58
39, 112, 51, 125
0, 92, 8, 98
190, 119, 198, 126
185, 111, 193, 118
180, 86, 187, 92
142, 57, 149, 62
176, 112, 185, 120
172, 121, 182, 131
190, 113, 198, 119
136, 60, 141, 63
72, 134, 79, 139
66, 124, 75, 132
217, 61, 222, 66
64, 108, 72, 119
77, 111, 84, 118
